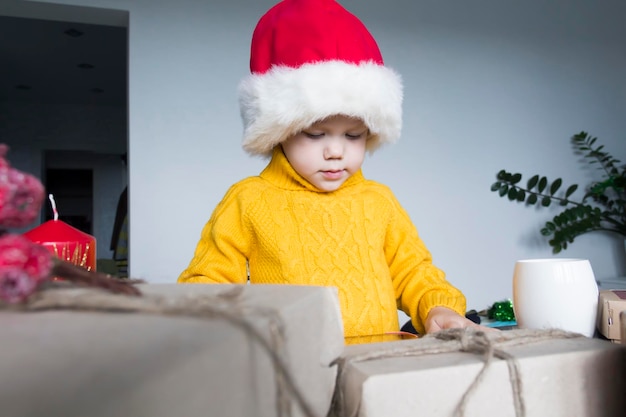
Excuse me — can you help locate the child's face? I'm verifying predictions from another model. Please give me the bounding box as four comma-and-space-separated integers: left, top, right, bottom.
281, 115, 368, 192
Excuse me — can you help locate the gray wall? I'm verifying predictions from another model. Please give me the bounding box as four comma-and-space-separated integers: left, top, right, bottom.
3, 0, 625, 313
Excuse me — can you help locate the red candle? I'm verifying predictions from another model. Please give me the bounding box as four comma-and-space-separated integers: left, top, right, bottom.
23, 219, 97, 271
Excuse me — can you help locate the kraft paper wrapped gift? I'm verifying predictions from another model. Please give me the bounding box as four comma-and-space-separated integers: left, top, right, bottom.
0, 283, 344, 417
622, 310, 626, 346
597, 289, 626, 343
332, 328, 626, 417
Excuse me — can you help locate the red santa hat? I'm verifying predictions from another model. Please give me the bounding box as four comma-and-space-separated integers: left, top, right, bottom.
238, 0, 403, 157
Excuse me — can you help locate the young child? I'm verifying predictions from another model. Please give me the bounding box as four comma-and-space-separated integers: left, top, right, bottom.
178, 0, 481, 340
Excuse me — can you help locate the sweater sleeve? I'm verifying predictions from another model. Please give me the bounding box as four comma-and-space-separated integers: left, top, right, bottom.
177, 183, 251, 284
384, 194, 466, 334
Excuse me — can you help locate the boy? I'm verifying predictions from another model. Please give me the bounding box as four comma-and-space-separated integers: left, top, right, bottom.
178, 0, 480, 340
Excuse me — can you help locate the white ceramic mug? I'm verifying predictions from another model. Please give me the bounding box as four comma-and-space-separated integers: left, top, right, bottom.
512, 258, 599, 337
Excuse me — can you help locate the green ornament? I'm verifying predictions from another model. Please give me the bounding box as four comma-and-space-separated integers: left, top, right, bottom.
488, 299, 515, 322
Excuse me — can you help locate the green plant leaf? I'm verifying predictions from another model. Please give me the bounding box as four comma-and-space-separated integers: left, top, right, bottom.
541, 228, 552, 236
527, 175, 539, 190
527, 194, 538, 205
541, 196, 551, 207
511, 173, 522, 184
565, 184, 578, 198
499, 184, 509, 197
507, 188, 518, 200
550, 178, 562, 195
491, 182, 501, 192
516, 189, 525, 201
538, 177, 548, 193
575, 206, 585, 218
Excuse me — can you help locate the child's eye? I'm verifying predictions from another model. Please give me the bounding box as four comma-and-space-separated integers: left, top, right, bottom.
346, 131, 367, 140
303, 132, 324, 139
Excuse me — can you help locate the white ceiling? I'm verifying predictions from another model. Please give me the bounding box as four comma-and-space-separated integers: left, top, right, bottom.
0, 10, 127, 107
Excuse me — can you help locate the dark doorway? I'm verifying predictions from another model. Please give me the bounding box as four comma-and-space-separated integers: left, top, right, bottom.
45, 168, 93, 235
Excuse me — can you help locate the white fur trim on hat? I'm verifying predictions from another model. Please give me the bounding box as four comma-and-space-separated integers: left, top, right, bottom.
238, 60, 403, 157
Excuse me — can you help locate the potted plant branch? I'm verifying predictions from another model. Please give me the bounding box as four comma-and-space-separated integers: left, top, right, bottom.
490, 131, 626, 253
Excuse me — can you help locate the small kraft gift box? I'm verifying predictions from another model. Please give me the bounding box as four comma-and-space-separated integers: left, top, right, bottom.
621, 310, 626, 346
332, 328, 626, 417
597, 290, 626, 343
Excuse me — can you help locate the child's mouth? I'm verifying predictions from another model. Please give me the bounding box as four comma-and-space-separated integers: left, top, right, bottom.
321, 170, 344, 180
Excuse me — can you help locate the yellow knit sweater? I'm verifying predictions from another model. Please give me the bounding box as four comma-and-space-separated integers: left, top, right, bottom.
178, 147, 466, 338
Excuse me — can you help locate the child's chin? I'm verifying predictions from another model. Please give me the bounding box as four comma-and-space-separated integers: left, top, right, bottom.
316, 182, 343, 192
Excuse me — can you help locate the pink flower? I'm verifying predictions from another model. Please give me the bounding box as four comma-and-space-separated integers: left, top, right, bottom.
0, 234, 53, 303
0, 267, 40, 303
0, 145, 45, 228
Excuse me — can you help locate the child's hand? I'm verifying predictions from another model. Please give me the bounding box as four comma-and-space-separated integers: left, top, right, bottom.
425, 306, 495, 333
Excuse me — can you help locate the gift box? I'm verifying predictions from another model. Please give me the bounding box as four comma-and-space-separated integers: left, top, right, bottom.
597, 289, 626, 343
621, 311, 626, 346
0, 283, 344, 417
332, 328, 626, 417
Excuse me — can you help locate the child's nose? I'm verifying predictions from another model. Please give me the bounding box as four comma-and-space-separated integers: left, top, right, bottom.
323, 137, 344, 159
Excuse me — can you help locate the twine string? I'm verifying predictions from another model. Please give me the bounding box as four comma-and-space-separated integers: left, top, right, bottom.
495, 349, 524, 417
